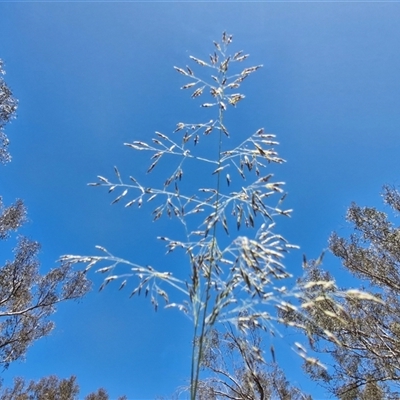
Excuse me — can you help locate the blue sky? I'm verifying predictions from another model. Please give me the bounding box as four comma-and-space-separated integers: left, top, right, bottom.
1, 2, 400, 399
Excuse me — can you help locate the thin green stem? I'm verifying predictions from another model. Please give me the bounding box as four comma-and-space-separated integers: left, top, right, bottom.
190, 89, 225, 399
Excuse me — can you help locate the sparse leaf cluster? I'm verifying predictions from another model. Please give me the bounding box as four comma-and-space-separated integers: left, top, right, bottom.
197, 325, 311, 400
0, 60, 17, 164
278, 186, 400, 399
0, 375, 127, 400
0, 228, 90, 368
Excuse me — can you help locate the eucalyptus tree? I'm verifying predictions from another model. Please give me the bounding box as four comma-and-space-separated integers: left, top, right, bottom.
0, 375, 127, 400
197, 324, 312, 400
0, 59, 90, 369
279, 185, 400, 399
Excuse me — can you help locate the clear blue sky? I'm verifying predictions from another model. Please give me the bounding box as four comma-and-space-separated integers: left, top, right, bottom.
1, 2, 400, 399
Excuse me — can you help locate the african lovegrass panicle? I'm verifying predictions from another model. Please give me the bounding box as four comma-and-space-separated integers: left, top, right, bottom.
60, 32, 304, 399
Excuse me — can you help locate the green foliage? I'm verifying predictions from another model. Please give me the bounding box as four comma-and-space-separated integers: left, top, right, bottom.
0, 198, 26, 240
0, 195, 91, 368
0, 59, 17, 164
280, 186, 400, 399
0, 229, 90, 368
0, 375, 127, 400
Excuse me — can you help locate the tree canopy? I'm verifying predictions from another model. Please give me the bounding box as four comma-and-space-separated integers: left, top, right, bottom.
0, 375, 127, 400
199, 325, 311, 400
0, 58, 91, 369
280, 185, 400, 399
